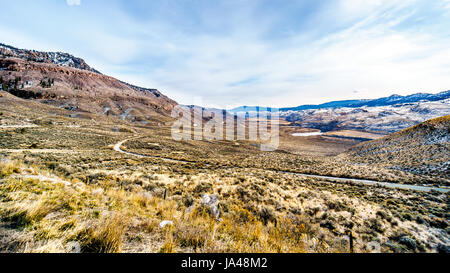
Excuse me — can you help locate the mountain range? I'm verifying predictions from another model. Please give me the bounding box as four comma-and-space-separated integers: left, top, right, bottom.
283, 98, 450, 133
229, 90, 450, 113
1, 42, 449, 134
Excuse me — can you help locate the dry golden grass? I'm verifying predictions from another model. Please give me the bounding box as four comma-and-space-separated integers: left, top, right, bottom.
0, 94, 448, 253
0, 160, 22, 178
345, 115, 450, 186
1, 151, 448, 253
0, 161, 353, 253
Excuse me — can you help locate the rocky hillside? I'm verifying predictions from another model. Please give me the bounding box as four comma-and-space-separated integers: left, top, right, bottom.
346, 116, 450, 185
0, 43, 100, 74
282, 99, 450, 133
0, 43, 177, 123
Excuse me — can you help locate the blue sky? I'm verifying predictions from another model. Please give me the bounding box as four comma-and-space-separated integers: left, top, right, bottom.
1, 0, 450, 108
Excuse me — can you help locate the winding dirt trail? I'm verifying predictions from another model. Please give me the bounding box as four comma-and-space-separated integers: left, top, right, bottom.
113, 138, 191, 163
0, 125, 38, 129
113, 138, 450, 193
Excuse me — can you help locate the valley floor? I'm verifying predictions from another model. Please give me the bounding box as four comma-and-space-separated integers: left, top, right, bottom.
0, 92, 449, 253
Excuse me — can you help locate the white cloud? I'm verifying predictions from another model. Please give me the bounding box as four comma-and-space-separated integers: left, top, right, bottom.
443, 0, 450, 16
3, 0, 450, 108
138, 0, 450, 108
126, 19, 449, 107
66, 0, 81, 6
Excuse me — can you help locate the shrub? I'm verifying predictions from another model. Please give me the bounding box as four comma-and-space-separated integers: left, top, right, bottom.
159, 233, 175, 253
257, 206, 276, 225
29, 143, 38, 149
232, 206, 256, 223
175, 226, 208, 250
366, 218, 385, 234
193, 182, 212, 195
429, 218, 448, 229
0, 160, 21, 178
182, 194, 194, 207
76, 215, 126, 253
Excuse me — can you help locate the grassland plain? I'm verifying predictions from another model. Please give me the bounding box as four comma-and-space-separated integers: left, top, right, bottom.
0, 92, 449, 253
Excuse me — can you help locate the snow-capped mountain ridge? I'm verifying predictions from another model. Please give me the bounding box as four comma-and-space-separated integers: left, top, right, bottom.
0, 43, 100, 74
280, 90, 450, 112
283, 98, 450, 133
228, 90, 450, 113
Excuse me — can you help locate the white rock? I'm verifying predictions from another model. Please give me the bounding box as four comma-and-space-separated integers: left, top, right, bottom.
159, 220, 173, 229
66, 241, 81, 253
201, 194, 220, 219
92, 188, 104, 195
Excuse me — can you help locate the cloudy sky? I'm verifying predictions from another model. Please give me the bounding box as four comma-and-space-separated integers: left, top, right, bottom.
1, 0, 450, 108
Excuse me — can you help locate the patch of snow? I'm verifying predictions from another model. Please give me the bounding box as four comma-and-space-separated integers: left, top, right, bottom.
292, 132, 323, 137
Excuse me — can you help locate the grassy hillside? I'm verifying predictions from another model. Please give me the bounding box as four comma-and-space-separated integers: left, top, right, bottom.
0, 52, 177, 123
0, 93, 448, 253
346, 116, 450, 186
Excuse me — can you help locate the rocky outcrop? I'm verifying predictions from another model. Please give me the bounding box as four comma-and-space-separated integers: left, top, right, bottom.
0, 43, 100, 73
200, 194, 220, 220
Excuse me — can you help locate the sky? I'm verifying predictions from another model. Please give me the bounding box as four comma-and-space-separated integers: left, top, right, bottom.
1, 0, 450, 108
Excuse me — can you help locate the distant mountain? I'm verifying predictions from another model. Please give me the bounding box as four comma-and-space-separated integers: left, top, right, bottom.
282, 91, 450, 111
345, 91, 450, 108
228, 106, 280, 113
346, 115, 450, 185
0, 43, 177, 123
282, 98, 450, 133
280, 100, 366, 112
227, 90, 450, 134
228, 91, 450, 113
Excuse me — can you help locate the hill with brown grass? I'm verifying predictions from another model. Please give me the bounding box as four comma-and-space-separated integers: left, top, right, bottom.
346, 116, 450, 184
